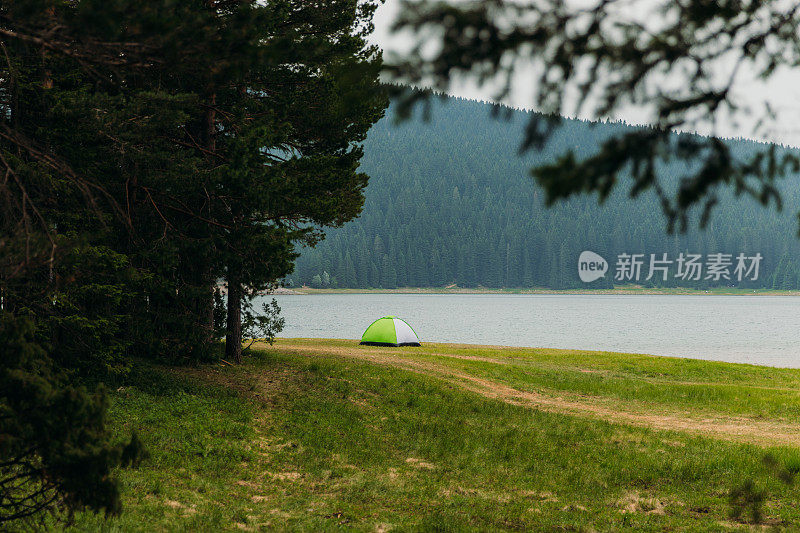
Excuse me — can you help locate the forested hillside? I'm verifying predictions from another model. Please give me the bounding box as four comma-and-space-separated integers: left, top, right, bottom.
288, 97, 800, 289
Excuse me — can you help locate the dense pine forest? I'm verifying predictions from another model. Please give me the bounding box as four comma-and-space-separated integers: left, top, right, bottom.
288, 97, 800, 290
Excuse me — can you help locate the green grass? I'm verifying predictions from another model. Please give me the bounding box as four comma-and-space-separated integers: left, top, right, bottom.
280, 339, 800, 421
53, 340, 800, 531
418, 347, 800, 419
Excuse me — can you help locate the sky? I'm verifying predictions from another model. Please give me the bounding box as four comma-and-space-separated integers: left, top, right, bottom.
369, 0, 800, 147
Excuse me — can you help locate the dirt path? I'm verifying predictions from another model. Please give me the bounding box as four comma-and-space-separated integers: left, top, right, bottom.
263, 341, 800, 448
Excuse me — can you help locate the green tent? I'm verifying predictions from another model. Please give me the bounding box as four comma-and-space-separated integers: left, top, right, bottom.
360, 316, 421, 347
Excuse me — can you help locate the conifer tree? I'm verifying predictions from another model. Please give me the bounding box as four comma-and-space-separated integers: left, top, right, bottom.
0, 0, 384, 521
192, 0, 387, 362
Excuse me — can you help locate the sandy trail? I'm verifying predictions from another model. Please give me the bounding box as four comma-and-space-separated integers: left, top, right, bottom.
264, 341, 800, 448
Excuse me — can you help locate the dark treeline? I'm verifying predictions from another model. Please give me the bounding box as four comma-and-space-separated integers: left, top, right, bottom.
290, 97, 800, 290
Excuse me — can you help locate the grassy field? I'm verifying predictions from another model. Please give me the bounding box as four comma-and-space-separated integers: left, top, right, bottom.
59, 339, 800, 531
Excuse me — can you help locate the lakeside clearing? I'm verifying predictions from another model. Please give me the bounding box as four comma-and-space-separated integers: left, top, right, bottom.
285, 286, 800, 296
67, 339, 800, 531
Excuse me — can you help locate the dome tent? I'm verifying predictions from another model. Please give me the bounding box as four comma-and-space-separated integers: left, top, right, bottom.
360, 316, 421, 347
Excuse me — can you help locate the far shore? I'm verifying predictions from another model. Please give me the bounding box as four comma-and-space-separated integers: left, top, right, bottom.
270, 285, 800, 296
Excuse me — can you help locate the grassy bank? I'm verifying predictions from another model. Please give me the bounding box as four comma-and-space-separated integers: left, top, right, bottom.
60, 340, 800, 531
290, 286, 800, 296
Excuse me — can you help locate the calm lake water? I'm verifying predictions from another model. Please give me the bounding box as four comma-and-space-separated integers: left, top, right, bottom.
259, 294, 800, 368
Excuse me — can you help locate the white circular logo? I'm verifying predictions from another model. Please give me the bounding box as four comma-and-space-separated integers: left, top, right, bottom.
578, 251, 608, 283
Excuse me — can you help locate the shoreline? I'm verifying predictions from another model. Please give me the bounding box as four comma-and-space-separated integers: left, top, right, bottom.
272, 285, 800, 296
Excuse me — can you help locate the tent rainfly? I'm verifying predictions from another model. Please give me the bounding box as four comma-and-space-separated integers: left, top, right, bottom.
360, 316, 421, 347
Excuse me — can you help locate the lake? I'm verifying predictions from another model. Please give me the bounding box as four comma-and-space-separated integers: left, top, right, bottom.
259, 294, 800, 368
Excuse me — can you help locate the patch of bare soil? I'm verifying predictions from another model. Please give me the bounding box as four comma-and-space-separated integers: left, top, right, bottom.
163, 499, 197, 515
616, 492, 668, 515
405, 457, 435, 470
266, 342, 800, 448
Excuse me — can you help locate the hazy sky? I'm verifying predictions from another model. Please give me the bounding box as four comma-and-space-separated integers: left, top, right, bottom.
370, 0, 800, 147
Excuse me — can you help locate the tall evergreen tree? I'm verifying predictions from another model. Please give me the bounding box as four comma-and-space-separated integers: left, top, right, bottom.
0, 0, 385, 521
189, 0, 388, 363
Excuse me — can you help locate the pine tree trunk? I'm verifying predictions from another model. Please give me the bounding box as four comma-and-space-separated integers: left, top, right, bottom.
206, 283, 216, 344
203, 91, 217, 348
225, 278, 242, 364
201, 262, 215, 346
205, 93, 216, 152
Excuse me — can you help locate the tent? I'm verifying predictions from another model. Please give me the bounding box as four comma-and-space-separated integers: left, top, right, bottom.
360, 316, 421, 347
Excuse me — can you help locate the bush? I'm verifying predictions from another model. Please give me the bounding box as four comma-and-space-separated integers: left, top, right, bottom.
0, 313, 144, 526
